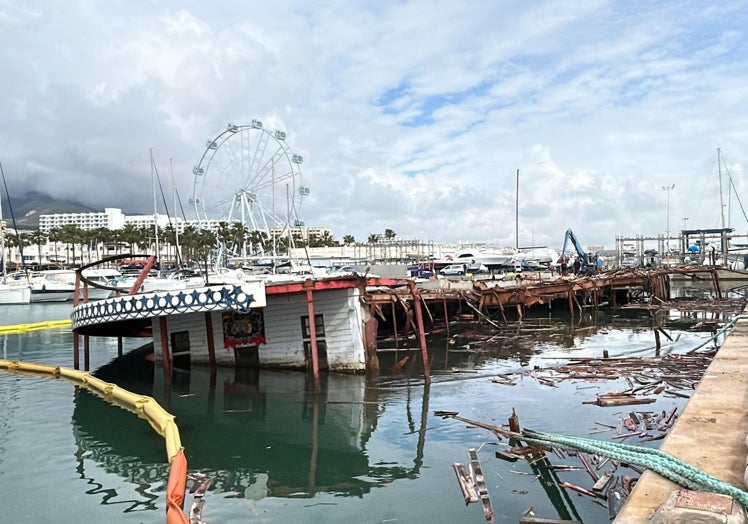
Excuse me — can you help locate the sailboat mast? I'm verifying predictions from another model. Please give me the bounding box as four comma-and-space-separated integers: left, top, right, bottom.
718, 148, 726, 231
150, 149, 161, 271
271, 158, 277, 273
170, 157, 180, 267
515, 168, 519, 250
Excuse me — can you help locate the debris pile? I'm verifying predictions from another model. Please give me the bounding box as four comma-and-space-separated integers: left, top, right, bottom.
439, 410, 657, 521
490, 352, 715, 408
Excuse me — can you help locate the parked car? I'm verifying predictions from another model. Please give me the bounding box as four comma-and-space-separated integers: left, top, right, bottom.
440, 264, 466, 276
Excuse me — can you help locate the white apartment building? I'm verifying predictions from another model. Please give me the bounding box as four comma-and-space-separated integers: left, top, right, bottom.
39, 207, 127, 232
20, 208, 332, 266
38, 208, 331, 238
38, 207, 190, 232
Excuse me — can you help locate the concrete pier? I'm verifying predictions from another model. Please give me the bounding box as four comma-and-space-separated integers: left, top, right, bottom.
614, 310, 748, 522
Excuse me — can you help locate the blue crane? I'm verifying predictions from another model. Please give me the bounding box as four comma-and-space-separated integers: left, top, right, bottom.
560, 228, 596, 276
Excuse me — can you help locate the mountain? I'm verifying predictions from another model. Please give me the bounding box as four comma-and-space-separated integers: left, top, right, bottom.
1, 190, 100, 230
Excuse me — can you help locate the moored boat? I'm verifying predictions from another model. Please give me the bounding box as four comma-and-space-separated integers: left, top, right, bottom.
29, 269, 76, 302
0, 281, 31, 305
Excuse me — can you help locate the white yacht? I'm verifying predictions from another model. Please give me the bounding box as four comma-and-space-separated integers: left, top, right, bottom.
0, 280, 32, 305
29, 270, 77, 302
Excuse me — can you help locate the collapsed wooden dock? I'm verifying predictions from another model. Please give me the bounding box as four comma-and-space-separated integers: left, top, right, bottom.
361, 265, 746, 376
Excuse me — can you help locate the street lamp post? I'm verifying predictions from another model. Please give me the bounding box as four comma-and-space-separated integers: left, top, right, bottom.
662, 184, 675, 253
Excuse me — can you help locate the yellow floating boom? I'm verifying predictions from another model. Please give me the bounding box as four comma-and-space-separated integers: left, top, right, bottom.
0, 359, 182, 462
0, 319, 72, 335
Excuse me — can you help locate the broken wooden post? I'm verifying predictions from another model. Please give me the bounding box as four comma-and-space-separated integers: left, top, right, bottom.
442, 292, 450, 339
407, 280, 430, 381
364, 315, 379, 375
391, 300, 398, 349
509, 407, 520, 433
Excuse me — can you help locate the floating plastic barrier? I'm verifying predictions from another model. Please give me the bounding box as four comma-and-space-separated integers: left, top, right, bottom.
0, 319, 72, 335
0, 359, 189, 523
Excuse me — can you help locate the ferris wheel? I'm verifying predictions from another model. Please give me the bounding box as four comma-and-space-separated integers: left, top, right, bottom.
191, 120, 308, 259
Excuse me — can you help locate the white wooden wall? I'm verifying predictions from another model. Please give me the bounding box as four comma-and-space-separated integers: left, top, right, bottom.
152, 310, 232, 365
260, 287, 366, 371
152, 286, 366, 370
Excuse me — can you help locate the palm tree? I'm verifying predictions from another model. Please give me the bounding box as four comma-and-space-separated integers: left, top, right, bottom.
59, 224, 85, 267
317, 231, 337, 247
367, 233, 379, 244
25, 228, 47, 266
215, 221, 233, 262
119, 224, 141, 253
230, 221, 249, 258
4, 230, 23, 271
90, 227, 114, 262
384, 228, 397, 241
343, 234, 355, 246
162, 224, 178, 266
180, 226, 216, 266
248, 229, 269, 254
48, 227, 62, 266
137, 225, 155, 255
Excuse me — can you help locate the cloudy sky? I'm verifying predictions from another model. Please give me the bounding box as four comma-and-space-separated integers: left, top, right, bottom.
1, 1, 747, 250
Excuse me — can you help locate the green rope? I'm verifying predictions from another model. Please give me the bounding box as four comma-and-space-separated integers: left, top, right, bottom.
686, 314, 744, 354
521, 428, 748, 508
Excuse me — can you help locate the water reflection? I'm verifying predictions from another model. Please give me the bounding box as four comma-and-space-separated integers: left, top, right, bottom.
72, 351, 426, 503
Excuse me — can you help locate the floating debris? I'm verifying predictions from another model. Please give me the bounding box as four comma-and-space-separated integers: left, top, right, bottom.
452, 448, 495, 521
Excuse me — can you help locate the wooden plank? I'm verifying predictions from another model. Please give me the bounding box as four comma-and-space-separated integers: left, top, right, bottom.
469, 448, 494, 521
592, 471, 613, 493
451, 463, 478, 504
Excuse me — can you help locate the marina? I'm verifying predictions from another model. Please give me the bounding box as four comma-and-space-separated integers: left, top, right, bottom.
2, 4, 746, 522
2, 264, 748, 522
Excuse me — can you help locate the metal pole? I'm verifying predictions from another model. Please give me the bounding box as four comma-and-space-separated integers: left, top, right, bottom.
662, 184, 675, 253
515, 169, 519, 250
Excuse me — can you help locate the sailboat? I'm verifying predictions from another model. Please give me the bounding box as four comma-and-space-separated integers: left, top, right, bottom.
0, 162, 31, 304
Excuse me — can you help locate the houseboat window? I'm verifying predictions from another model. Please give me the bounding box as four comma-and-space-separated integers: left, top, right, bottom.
301, 314, 327, 370
171, 330, 190, 355
170, 330, 191, 375
301, 314, 325, 338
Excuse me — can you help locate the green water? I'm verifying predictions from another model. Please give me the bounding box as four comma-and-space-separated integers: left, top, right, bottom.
0, 296, 733, 523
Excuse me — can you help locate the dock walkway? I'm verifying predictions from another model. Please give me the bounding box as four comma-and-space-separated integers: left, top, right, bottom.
614, 309, 748, 522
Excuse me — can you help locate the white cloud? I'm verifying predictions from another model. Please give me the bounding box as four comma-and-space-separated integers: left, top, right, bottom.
1, 0, 747, 251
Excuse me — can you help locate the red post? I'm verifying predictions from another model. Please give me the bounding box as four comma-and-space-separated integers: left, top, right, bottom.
205, 312, 216, 368
304, 280, 321, 393
73, 330, 79, 369
407, 280, 430, 380
83, 335, 90, 371
128, 256, 157, 295
159, 317, 172, 376
74, 272, 81, 306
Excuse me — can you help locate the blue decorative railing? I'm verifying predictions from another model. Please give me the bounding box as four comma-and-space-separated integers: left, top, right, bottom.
72, 285, 255, 329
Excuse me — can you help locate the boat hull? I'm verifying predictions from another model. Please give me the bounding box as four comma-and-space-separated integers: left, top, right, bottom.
0, 284, 32, 304
31, 289, 75, 303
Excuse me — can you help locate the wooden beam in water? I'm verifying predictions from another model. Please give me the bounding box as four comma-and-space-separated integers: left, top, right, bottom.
469, 447, 494, 521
